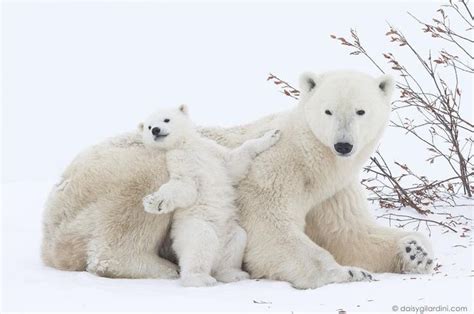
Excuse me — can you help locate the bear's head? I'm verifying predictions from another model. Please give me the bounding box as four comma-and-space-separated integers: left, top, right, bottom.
139, 104, 194, 150
298, 71, 394, 158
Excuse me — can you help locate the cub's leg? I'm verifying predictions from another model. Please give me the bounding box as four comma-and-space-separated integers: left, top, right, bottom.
86, 193, 179, 279
305, 181, 434, 274
213, 223, 250, 283
171, 214, 219, 287
226, 129, 280, 183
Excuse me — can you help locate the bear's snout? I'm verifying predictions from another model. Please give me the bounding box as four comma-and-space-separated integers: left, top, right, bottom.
334, 142, 353, 155
151, 127, 161, 136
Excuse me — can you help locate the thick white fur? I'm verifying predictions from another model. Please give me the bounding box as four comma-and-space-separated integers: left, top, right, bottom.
41, 71, 434, 289
139, 106, 280, 286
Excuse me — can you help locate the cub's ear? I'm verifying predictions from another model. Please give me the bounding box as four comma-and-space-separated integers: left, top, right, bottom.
299, 72, 318, 98
138, 122, 144, 131
377, 75, 395, 98
178, 104, 188, 115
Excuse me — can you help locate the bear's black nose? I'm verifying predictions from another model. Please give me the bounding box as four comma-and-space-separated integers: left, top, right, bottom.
151, 127, 161, 136
334, 142, 353, 155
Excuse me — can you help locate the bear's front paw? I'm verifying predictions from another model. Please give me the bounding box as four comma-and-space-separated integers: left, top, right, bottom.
341, 266, 374, 282
309, 265, 374, 288
143, 191, 175, 214
397, 234, 434, 274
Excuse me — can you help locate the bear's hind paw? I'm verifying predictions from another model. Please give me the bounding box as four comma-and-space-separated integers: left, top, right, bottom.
397, 234, 434, 274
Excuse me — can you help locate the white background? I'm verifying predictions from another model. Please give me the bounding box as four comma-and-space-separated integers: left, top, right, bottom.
1, 0, 472, 312
3, 0, 471, 183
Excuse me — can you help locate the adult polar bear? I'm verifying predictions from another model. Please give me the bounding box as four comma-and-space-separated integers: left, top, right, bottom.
41, 71, 434, 289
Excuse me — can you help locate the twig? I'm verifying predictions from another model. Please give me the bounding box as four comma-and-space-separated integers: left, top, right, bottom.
377, 213, 458, 233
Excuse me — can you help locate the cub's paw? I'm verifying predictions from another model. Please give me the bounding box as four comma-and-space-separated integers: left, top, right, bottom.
142, 191, 175, 214
263, 129, 281, 143
214, 269, 250, 283
180, 273, 217, 287
254, 129, 281, 154
397, 234, 434, 274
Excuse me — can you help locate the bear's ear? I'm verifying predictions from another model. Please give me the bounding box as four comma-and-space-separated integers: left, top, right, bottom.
138, 122, 144, 131
299, 72, 318, 97
377, 75, 395, 98
178, 104, 188, 115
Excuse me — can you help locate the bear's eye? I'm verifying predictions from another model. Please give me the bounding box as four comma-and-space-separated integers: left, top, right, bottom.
148, 126, 151, 130
325, 110, 332, 116
356, 110, 366, 116
164, 119, 170, 123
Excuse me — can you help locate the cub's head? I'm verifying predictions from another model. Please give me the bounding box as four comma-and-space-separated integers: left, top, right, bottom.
139, 104, 193, 149
299, 71, 394, 158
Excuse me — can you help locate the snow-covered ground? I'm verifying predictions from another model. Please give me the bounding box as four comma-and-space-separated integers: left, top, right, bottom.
1, 181, 472, 312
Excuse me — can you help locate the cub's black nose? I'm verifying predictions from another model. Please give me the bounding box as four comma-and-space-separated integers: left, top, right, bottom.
334, 142, 353, 155
151, 127, 161, 136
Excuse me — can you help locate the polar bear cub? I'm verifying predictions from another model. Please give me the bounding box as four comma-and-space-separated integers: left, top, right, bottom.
139, 105, 280, 287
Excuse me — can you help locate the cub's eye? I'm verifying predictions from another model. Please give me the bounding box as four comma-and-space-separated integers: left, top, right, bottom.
164, 119, 170, 123
148, 126, 151, 130
325, 110, 332, 116
356, 110, 366, 116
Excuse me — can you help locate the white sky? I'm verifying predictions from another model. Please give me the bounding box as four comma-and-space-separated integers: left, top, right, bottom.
2, 0, 471, 182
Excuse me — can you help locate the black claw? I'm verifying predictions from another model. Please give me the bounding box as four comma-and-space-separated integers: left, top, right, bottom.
362, 271, 368, 278
417, 261, 422, 265
348, 270, 353, 277
427, 259, 433, 265
410, 255, 416, 260
409, 240, 417, 244
406, 247, 411, 253
367, 273, 373, 280
416, 246, 422, 251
